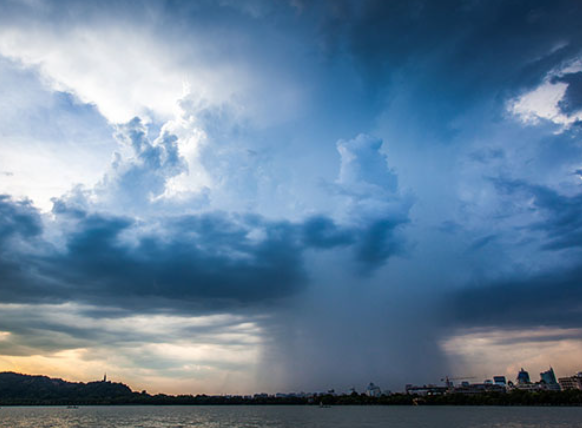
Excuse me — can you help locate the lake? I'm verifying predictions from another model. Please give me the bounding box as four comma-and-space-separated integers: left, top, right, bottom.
1, 405, 581, 427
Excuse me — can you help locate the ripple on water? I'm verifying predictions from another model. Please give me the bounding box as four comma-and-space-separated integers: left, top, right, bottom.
1, 405, 581, 428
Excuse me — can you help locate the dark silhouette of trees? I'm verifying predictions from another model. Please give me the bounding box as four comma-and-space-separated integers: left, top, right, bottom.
1, 372, 582, 406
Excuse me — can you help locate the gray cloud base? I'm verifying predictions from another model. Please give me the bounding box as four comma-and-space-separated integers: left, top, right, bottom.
0, 194, 409, 314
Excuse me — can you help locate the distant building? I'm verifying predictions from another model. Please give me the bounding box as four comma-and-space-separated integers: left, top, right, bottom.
253, 393, 269, 398
559, 376, 582, 391
540, 368, 557, 384
540, 368, 560, 391
366, 382, 382, 397
493, 376, 507, 386
512, 383, 543, 392
405, 384, 448, 396
452, 383, 506, 395
517, 368, 531, 384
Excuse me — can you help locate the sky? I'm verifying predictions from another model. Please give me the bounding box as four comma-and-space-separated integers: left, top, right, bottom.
0, 0, 582, 395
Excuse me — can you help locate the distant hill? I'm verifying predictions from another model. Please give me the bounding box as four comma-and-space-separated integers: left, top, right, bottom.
0, 372, 308, 405
0, 372, 137, 405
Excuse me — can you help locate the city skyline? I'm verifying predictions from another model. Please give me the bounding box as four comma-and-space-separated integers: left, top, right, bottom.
2, 362, 581, 397
1, 0, 582, 395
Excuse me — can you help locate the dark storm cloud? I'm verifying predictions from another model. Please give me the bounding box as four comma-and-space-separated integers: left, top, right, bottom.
0, 195, 409, 314
493, 178, 582, 251
449, 266, 582, 330
300, 216, 354, 249
554, 72, 582, 116
42, 209, 306, 312
301, 215, 409, 270
0, 195, 42, 240
468, 234, 497, 252
449, 178, 582, 330
353, 218, 407, 269
313, 0, 582, 140
329, 0, 582, 88
0, 196, 46, 303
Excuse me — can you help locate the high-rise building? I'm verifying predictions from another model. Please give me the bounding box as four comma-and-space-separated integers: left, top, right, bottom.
540, 368, 560, 391
540, 367, 557, 384
493, 376, 507, 386
517, 368, 530, 384
366, 382, 382, 397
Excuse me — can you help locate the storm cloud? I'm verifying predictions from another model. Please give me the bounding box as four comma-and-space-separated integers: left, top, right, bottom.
1, 0, 582, 394
450, 266, 582, 330
0, 191, 410, 313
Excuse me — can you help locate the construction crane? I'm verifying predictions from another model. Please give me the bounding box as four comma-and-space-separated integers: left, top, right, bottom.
441, 376, 477, 389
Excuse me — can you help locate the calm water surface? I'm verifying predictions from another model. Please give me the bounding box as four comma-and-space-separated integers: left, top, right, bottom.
1, 405, 581, 428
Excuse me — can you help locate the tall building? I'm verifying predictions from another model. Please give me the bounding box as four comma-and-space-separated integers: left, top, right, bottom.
539, 367, 560, 390
540, 367, 557, 384
517, 368, 530, 384
493, 376, 507, 386
366, 382, 382, 397
541, 368, 560, 391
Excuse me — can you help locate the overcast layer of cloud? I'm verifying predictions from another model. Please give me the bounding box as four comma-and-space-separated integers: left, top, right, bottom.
1, 0, 582, 393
